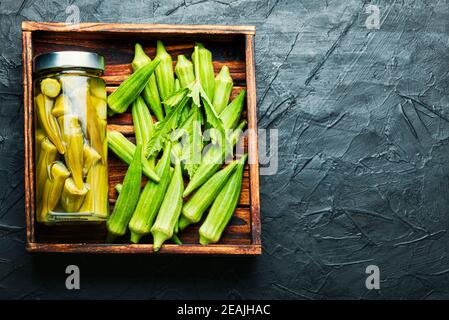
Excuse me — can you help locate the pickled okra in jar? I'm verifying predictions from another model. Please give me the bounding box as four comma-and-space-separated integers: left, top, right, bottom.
33, 51, 108, 222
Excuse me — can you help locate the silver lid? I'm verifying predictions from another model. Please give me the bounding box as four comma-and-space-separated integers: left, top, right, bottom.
34, 51, 105, 73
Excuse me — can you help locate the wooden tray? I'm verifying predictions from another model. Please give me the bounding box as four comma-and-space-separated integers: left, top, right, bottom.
22, 22, 260, 255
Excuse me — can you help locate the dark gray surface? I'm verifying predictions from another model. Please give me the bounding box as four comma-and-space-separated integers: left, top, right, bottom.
1, 0, 449, 299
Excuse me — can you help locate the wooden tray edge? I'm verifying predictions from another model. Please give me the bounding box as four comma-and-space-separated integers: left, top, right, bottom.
26, 242, 262, 255
22, 23, 261, 255
21, 21, 256, 35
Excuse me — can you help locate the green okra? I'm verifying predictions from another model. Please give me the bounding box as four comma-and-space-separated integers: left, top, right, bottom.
129, 142, 172, 243
174, 79, 181, 92
107, 108, 116, 117
87, 93, 107, 164
40, 78, 61, 98
212, 66, 233, 115
89, 77, 107, 101
219, 89, 246, 130
36, 137, 58, 200
107, 144, 143, 240
35, 94, 65, 154
192, 43, 215, 101
171, 234, 182, 245
183, 120, 246, 197
132, 95, 154, 148
179, 159, 239, 231
132, 43, 164, 121
151, 160, 184, 251
155, 40, 175, 107
52, 94, 72, 118
37, 162, 70, 222
90, 94, 108, 120
107, 58, 160, 114
175, 54, 195, 89
199, 154, 247, 244
63, 116, 84, 189
94, 163, 109, 218
60, 178, 88, 212
107, 130, 160, 182
83, 144, 101, 177
80, 162, 109, 217
115, 183, 123, 194
35, 128, 46, 161
132, 95, 157, 168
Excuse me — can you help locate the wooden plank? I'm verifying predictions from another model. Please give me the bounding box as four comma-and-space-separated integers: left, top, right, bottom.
22, 22, 256, 35
33, 37, 245, 68
22, 30, 35, 244
245, 34, 261, 246
26, 242, 262, 255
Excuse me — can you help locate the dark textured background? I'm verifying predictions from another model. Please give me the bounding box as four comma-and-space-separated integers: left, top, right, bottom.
1, 0, 449, 299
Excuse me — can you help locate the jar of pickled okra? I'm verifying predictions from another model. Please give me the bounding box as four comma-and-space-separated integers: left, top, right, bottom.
33, 51, 108, 222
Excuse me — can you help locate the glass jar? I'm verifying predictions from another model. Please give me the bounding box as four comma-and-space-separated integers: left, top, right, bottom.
33, 51, 108, 222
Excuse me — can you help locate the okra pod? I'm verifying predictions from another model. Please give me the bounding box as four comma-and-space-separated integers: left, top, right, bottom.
63, 116, 84, 189
86, 94, 107, 164
40, 78, 61, 98
129, 142, 172, 243
107, 130, 160, 182
89, 77, 107, 100
174, 79, 181, 92
107, 145, 143, 240
60, 178, 88, 212
35, 94, 65, 154
90, 94, 108, 120
52, 94, 72, 118
151, 160, 184, 251
115, 183, 123, 194
107, 58, 160, 114
192, 43, 215, 101
83, 144, 101, 177
36, 138, 58, 200
219, 89, 246, 130
132, 43, 164, 121
94, 163, 109, 218
155, 40, 175, 106
175, 55, 195, 88
35, 128, 45, 161
199, 154, 247, 244
179, 159, 239, 230
80, 162, 109, 217
172, 234, 182, 245
37, 162, 70, 222
182, 121, 246, 197
132, 96, 154, 148
212, 66, 233, 114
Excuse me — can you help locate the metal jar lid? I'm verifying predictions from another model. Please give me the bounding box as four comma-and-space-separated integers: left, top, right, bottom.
34, 51, 105, 73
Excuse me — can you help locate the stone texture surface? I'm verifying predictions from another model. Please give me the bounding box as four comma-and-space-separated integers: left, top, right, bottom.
1, 0, 449, 299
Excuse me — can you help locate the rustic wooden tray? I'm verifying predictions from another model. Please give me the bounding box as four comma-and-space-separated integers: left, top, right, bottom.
22, 22, 260, 255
